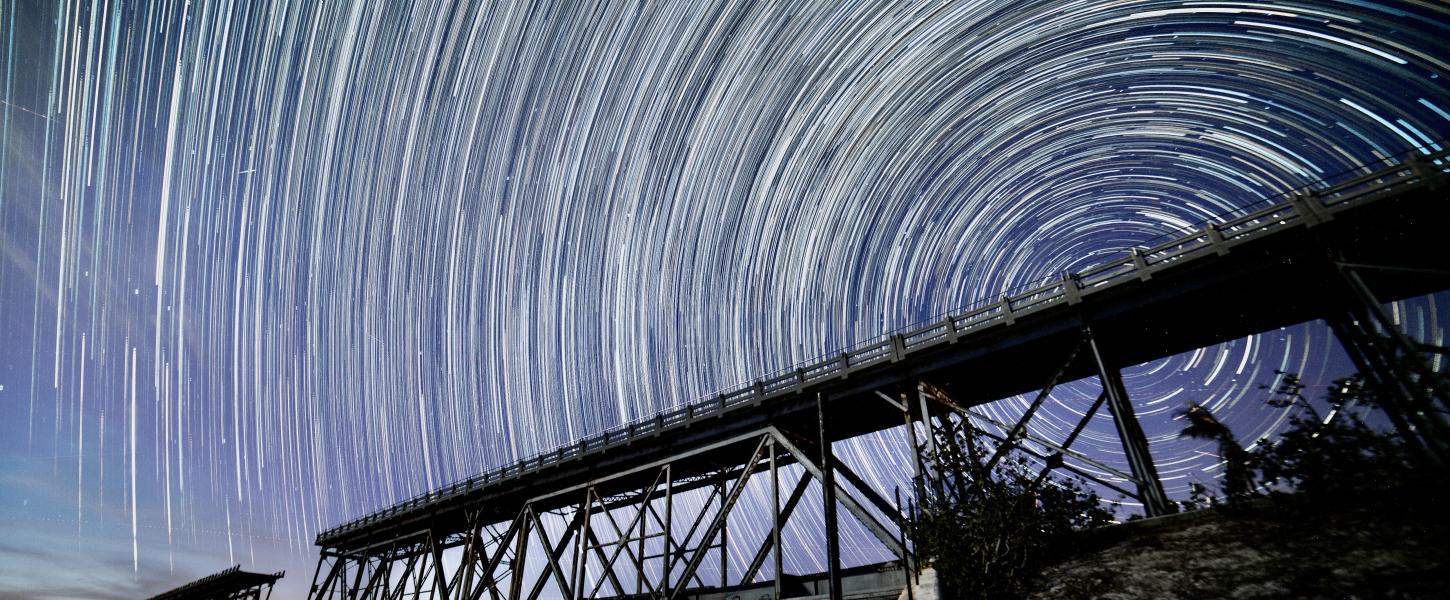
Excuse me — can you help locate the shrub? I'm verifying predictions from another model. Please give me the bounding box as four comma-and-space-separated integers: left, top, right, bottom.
1252, 373, 1419, 503
912, 416, 1113, 599
1183, 370, 1427, 506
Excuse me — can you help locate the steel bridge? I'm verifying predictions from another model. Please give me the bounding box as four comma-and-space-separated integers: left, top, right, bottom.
148, 565, 286, 600
308, 149, 1450, 600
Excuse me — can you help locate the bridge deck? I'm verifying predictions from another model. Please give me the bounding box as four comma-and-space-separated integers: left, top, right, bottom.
317, 151, 1449, 555
147, 565, 285, 600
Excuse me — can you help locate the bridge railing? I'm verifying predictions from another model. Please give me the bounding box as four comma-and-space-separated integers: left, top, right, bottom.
317, 146, 1446, 545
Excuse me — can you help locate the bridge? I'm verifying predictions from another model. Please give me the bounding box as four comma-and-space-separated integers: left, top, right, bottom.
308, 149, 1450, 600
148, 565, 286, 600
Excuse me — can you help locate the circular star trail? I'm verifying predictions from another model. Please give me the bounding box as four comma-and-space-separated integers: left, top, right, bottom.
1, 0, 1447, 595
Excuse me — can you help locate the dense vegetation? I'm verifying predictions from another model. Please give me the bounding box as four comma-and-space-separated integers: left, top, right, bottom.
910, 415, 1113, 599
1186, 370, 1434, 509
911, 364, 1446, 599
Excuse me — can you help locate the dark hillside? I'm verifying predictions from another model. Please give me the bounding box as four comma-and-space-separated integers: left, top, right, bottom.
1026, 495, 1448, 600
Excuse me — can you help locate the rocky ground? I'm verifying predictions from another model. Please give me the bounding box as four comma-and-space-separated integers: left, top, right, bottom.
1023, 497, 1449, 600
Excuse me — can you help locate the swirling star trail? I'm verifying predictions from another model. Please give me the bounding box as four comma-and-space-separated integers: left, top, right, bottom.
1, 1, 1447, 597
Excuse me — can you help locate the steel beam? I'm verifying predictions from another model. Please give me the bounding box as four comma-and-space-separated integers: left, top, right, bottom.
1088, 329, 1172, 516
771, 439, 784, 599
984, 338, 1084, 472
818, 393, 844, 600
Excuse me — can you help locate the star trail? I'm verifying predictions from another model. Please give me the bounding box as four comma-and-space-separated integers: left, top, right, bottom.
1, 1, 1448, 597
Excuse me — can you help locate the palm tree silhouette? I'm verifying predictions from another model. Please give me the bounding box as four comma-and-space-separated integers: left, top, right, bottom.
1179, 404, 1251, 501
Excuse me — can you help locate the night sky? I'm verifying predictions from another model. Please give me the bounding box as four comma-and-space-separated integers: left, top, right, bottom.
2, 1, 1448, 598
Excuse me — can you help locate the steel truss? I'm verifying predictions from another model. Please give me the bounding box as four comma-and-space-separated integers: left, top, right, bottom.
312, 325, 1191, 600
886, 327, 1172, 519
311, 426, 910, 600
1327, 260, 1450, 465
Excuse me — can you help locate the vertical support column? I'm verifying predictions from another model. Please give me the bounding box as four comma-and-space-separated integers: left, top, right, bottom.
663, 465, 674, 597
308, 553, 331, 599
349, 555, 370, 599
1087, 328, 1172, 517
717, 480, 729, 588
770, 438, 783, 600
412, 549, 429, 595
572, 492, 593, 600
915, 383, 942, 502
638, 490, 648, 596
430, 532, 450, 600
456, 513, 481, 597
817, 392, 844, 600
510, 509, 533, 599
902, 392, 926, 488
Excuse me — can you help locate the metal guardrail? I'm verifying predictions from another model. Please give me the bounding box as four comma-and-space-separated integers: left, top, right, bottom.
317, 147, 1447, 544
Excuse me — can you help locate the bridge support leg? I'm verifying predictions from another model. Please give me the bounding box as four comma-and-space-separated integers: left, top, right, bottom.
818, 392, 844, 600
742, 456, 816, 591
510, 510, 532, 598
772, 438, 783, 600
915, 383, 953, 503
663, 466, 674, 598
1328, 264, 1450, 467
1329, 313, 1450, 466
717, 480, 729, 588
1088, 329, 1172, 517
310, 553, 343, 599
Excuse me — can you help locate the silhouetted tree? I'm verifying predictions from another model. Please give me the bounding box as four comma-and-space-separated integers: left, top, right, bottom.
1171, 370, 1434, 508
1176, 403, 1251, 501
912, 415, 1112, 600
1252, 372, 1420, 504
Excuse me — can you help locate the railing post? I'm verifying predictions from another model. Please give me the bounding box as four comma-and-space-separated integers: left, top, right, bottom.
1063, 272, 1082, 304
999, 295, 1015, 325
1130, 247, 1152, 281
1288, 192, 1327, 226
890, 334, 907, 362
1204, 225, 1228, 256
1407, 153, 1444, 191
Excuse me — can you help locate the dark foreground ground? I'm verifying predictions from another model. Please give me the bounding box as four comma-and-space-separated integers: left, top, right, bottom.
1024, 493, 1449, 600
